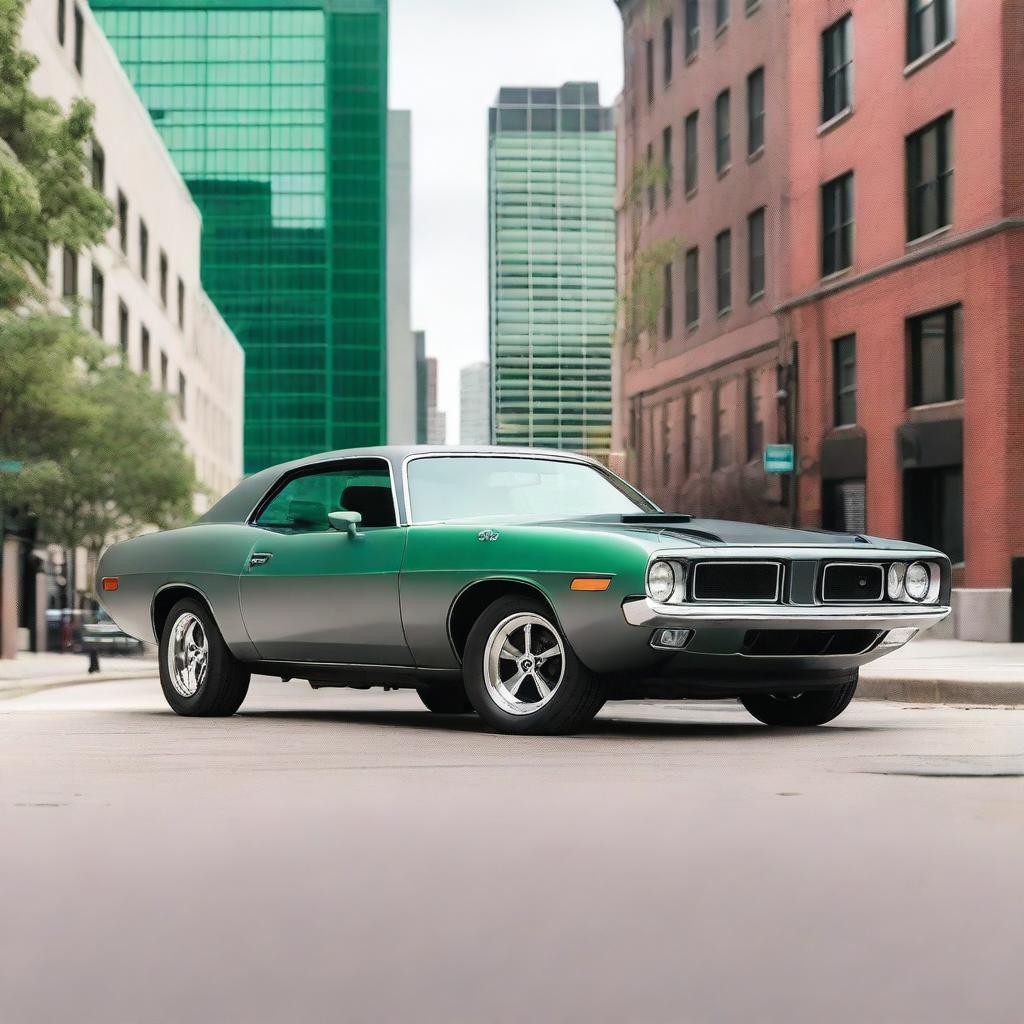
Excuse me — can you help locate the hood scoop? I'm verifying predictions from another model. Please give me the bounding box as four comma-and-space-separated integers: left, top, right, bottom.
620, 513, 694, 525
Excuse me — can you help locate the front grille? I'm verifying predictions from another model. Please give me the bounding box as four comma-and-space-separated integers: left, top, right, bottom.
822, 563, 884, 603
742, 629, 883, 657
692, 561, 781, 602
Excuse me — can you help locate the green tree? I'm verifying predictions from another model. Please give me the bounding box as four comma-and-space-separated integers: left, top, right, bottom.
0, 0, 111, 308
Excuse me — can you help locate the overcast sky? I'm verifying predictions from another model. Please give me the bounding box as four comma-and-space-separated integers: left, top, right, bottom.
390, 0, 624, 440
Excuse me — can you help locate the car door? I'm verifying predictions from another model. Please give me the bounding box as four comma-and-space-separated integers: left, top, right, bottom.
238, 458, 411, 665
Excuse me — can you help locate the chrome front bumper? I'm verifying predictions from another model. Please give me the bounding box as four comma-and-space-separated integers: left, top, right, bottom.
622, 598, 952, 632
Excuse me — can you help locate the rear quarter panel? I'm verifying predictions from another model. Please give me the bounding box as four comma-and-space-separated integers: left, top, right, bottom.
95, 524, 260, 657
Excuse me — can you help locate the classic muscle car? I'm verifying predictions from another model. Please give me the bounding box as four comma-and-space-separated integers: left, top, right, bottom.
95, 446, 951, 734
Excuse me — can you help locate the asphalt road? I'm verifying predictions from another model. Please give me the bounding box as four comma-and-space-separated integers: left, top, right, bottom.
2, 677, 1023, 1024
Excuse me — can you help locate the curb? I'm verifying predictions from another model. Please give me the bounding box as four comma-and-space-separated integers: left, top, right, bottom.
857, 676, 1024, 707
0, 671, 157, 701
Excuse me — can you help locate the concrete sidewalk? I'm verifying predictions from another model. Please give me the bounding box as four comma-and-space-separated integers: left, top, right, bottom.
0, 651, 158, 698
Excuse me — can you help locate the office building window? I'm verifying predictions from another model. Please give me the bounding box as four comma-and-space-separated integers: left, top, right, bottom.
904, 465, 963, 563
662, 125, 673, 204
685, 246, 699, 327
116, 191, 128, 253
57, 0, 66, 44
712, 383, 733, 469
824, 479, 867, 534
662, 260, 674, 341
747, 207, 765, 299
661, 405, 672, 485
139, 219, 149, 281
90, 140, 104, 192
684, 110, 698, 193
118, 299, 129, 358
62, 246, 77, 298
908, 304, 962, 406
747, 67, 764, 155
663, 16, 673, 85
73, 5, 83, 73
683, 392, 696, 477
822, 14, 852, 123
646, 142, 656, 214
159, 250, 168, 306
177, 278, 186, 329
685, 0, 699, 59
822, 171, 854, 276
141, 326, 150, 373
646, 37, 654, 106
160, 350, 168, 391
715, 229, 731, 314
746, 371, 764, 459
833, 334, 857, 426
907, 112, 953, 240
908, 0, 952, 63
178, 372, 187, 419
716, 0, 730, 31
90, 264, 104, 335
715, 89, 730, 173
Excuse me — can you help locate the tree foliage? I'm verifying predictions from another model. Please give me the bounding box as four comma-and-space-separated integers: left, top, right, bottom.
0, 0, 111, 307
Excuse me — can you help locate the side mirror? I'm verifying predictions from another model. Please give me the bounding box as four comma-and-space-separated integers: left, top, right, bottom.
328, 510, 362, 537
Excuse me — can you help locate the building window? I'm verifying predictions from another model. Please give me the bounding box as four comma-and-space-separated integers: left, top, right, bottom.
160, 350, 168, 391
715, 229, 731, 314
821, 171, 854, 277
663, 16, 673, 85
57, 0, 66, 44
904, 465, 963, 563
118, 299, 129, 359
661, 405, 672, 485
746, 0, 761, 12
833, 334, 857, 426
683, 392, 696, 477
177, 277, 185, 329
747, 207, 765, 299
646, 37, 654, 106
685, 246, 699, 327
646, 142, 656, 214
908, 304, 962, 406
116, 191, 128, 253
712, 383, 733, 469
908, 0, 952, 63
141, 325, 150, 373
73, 5, 84, 73
907, 113, 953, 240
716, 0, 730, 31
662, 125, 673, 204
139, 219, 149, 281
747, 67, 764, 155
90, 139, 104, 192
662, 259, 674, 341
159, 250, 168, 306
746, 371, 764, 459
822, 14, 852, 123
684, 110, 698, 194
178, 372, 186, 419
62, 247, 77, 298
90, 264, 104, 335
715, 89, 730, 173
685, 0, 699, 59
824, 479, 867, 534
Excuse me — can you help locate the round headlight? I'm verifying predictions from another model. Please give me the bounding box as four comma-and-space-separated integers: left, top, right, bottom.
647, 560, 676, 603
904, 562, 931, 602
887, 562, 907, 601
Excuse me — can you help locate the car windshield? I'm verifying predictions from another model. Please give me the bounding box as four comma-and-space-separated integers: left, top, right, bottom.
406, 456, 657, 523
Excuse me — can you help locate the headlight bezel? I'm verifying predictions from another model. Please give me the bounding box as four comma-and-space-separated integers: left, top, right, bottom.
886, 559, 939, 604
903, 561, 931, 602
646, 559, 687, 604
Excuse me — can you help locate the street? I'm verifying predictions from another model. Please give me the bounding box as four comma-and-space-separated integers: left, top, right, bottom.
2, 677, 1023, 1024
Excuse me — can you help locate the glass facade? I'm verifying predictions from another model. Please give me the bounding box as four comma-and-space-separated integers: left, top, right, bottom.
92, 0, 388, 473
487, 82, 615, 458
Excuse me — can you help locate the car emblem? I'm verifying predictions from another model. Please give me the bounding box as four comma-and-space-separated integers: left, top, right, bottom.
478, 529, 500, 542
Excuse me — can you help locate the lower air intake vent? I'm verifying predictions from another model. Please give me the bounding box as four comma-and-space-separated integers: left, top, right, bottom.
692, 561, 781, 602
742, 629, 883, 657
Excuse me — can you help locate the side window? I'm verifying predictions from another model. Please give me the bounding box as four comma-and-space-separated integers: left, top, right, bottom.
254, 460, 396, 533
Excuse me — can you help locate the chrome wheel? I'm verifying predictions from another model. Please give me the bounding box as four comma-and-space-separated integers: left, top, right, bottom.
167, 612, 209, 698
483, 612, 565, 716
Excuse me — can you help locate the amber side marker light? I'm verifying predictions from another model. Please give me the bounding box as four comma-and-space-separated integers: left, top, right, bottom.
570, 578, 611, 592
101, 578, 119, 592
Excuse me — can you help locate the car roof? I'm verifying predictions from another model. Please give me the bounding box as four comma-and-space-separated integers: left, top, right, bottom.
197, 445, 601, 525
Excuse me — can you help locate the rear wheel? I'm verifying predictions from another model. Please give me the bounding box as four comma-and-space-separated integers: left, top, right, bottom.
462, 596, 606, 735
158, 597, 250, 717
416, 682, 474, 714
740, 673, 858, 727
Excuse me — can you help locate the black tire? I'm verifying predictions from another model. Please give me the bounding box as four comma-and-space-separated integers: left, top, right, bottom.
416, 683, 475, 714
462, 595, 606, 735
740, 673, 858, 727
158, 597, 250, 717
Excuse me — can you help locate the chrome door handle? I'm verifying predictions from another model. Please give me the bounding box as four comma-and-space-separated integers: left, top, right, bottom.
249, 553, 273, 568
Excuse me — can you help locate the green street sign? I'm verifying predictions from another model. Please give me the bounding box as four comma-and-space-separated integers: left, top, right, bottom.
763, 444, 795, 474
0, 460, 24, 475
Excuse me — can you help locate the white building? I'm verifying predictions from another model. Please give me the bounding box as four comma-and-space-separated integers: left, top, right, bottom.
22, 0, 244, 507
460, 361, 491, 445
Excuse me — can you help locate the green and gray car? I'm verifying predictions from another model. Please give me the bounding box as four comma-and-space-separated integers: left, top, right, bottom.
95, 446, 951, 734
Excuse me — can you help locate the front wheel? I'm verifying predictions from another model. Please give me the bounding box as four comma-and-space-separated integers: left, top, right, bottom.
462, 596, 606, 735
740, 673, 858, 727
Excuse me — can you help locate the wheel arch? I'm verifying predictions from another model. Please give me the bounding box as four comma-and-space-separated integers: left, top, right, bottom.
152, 583, 226, 647
446, 578, 563, 663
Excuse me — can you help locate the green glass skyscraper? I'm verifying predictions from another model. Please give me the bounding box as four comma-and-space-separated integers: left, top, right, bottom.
92, 0, 388, 473
488, 82, 615, 457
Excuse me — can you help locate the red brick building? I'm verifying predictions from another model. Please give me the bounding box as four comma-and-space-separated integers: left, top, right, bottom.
614, 0, 1024, 640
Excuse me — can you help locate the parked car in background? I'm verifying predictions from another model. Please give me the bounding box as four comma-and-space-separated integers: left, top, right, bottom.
81, 607, 146, 657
